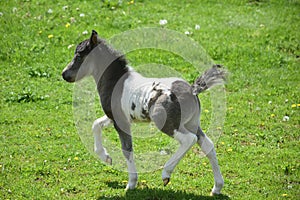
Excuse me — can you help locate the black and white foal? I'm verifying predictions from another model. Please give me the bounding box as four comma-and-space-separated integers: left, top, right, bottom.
62, 30, 226, 195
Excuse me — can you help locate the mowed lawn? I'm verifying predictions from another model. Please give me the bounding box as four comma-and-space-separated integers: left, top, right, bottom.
0, 0, 299, 199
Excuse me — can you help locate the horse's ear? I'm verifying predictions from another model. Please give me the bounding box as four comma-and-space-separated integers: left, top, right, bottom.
90, 30, 99, 46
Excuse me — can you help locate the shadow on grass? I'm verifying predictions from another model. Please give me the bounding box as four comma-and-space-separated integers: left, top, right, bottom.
98, 181, 230, 200
105, 181, 125, 189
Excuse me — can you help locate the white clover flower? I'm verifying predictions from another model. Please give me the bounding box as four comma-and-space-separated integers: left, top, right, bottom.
79, 13, 85, 17
159, 19, 168, 26
195, 24, 200, 30
62, 6, 68, 11
36, 15, 42, 20
47, 9, 53, 14
76, 8, 80, 11
184, 31, 191, 35
268, 101, 272, 104
0, 12, 3, 17
70, 17, 76, 23
160, 150, 167, 155
12, 7, 17, 13
68, 44, 74, 49
282, 116, 289, 122
82, 30, 88, 35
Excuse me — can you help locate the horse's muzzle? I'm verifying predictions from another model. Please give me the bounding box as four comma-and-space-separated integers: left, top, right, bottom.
62, 70, 76, 82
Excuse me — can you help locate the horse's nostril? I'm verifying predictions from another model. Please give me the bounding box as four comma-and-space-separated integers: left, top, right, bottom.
62, 71, 68, 80
62, 71, 74, 82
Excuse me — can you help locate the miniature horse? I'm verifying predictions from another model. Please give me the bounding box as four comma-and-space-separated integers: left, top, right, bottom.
62, 30, 226, 195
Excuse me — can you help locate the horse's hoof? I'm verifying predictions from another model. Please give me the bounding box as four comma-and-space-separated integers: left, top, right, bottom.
106, 156, 112, 165
210, 192, 221, 196
125, 184, 136, 191
163, 178, 170, 186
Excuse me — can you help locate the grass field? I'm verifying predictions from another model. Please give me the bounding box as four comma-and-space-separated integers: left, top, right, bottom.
1, 0, 299, 199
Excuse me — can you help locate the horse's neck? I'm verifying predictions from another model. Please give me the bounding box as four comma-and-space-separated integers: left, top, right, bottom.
93, 55, 129, 118
98, 58, 128, 85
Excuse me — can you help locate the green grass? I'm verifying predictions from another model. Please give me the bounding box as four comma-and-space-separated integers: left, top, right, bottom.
1, 0, 299, 199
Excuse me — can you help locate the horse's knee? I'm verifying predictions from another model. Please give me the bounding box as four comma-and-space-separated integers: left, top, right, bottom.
198, 135, 215, 155
93, 116, 111, 132
174, 130, 197, 146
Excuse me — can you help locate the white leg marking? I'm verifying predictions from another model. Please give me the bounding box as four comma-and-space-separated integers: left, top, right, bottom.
198, 135, 224, 195
125, 152, 138, 190
92, 115, 112, 164
162, 130, 198, 185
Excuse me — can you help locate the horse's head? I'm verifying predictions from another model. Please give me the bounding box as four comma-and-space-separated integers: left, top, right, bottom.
62, 30, 100, 82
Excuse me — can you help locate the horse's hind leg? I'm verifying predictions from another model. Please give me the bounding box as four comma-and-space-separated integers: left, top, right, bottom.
92, 115, 112, 164
162, 130, 198, 186
197, 128, 224, 195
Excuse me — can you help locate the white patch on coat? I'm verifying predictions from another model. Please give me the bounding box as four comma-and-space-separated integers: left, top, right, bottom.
121, 71, 182, 121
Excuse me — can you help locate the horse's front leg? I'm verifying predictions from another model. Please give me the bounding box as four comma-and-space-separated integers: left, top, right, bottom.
114, 123, 138, 190
92, 115, 112, 164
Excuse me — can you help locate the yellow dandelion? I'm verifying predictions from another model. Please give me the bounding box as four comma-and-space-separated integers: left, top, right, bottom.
282, 194, 288, 197
297, 104, 300, 107
291, 104, 296, 108
38, 30, 42, 34
227, 148, 233, 152
48, 34, 54, 39
65, 22, 70, 28
74, 156, 79, 161
221, 142, 225, 145
271, 114, 275, 117
0, 164, 2, 168
234, 129, 238, 132
128, 0, 134, 4
141, 180, 147, 183
228, 107, 234, 110
204, 109, 209, 113
202, 162, 207, 166
122, 180, 128, 184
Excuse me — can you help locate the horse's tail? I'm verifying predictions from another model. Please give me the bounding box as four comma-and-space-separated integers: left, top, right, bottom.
191, 64, 227, 95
